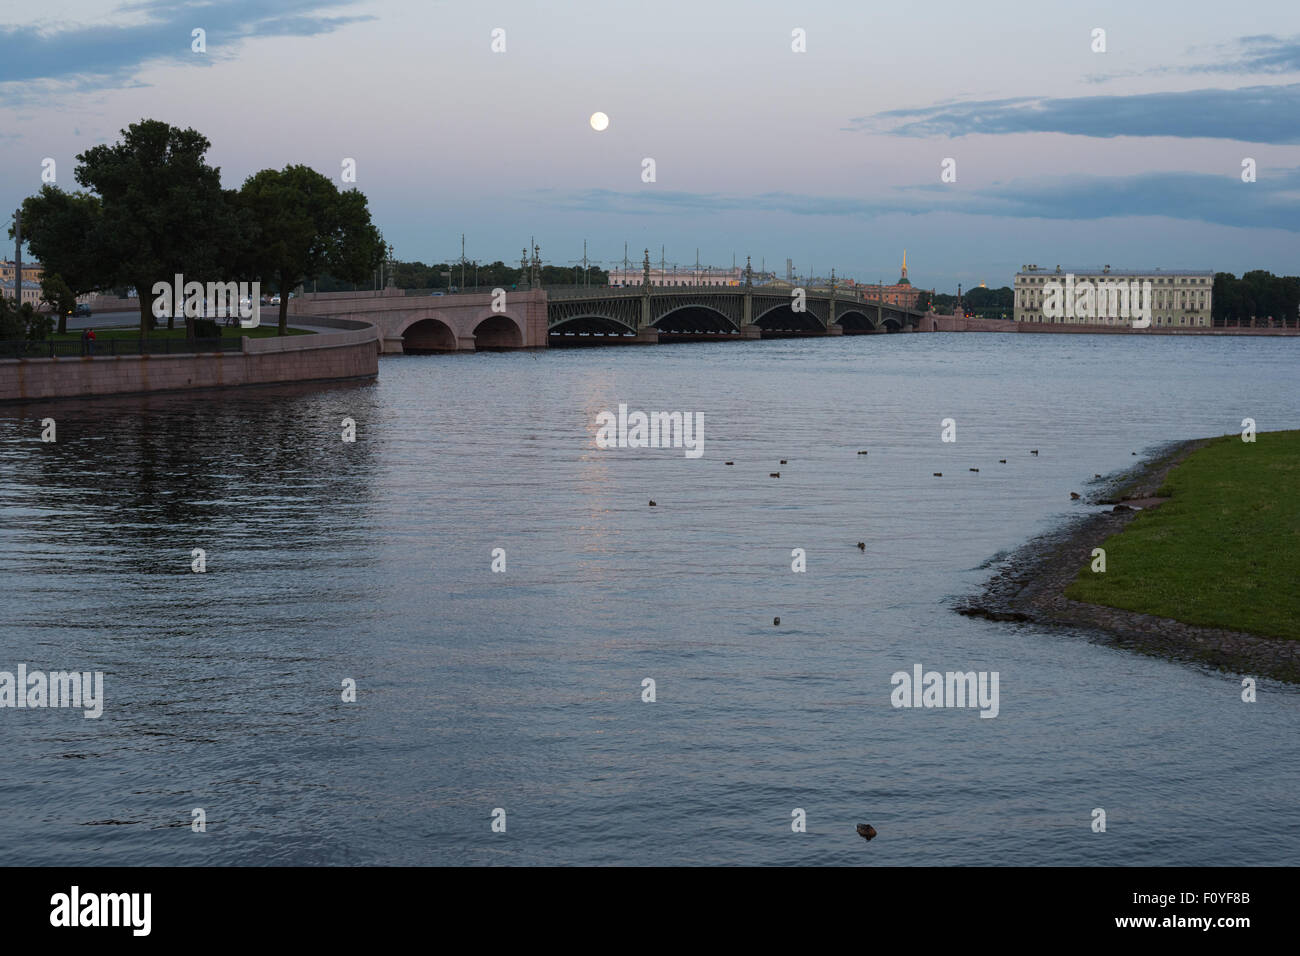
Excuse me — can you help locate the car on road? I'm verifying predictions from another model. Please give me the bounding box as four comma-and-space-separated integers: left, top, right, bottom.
71, 303, 92, 317
430, 291, 445, 297
270, 294, 281, 306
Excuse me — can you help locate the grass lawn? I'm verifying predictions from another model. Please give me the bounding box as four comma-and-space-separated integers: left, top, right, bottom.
1065, 430, 1300, 640
52, 324, 311, 340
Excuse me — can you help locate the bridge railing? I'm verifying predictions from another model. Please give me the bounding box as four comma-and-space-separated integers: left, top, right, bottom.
546, 284, 921, 312
397, 283, 922, 313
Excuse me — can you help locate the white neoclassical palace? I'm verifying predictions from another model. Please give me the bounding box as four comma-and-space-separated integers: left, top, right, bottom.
1014, 265, 1213, 328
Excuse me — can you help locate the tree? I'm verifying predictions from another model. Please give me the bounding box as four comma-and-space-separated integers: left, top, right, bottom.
40, 274, 77, 334
240, 165, 386, 335
74, 120, 237, 341
15, 186, 108, 329
1214, 271, 1300, 325
0, 293, 51, 343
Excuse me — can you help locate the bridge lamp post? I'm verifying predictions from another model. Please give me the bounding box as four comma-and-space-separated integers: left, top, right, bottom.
12, 207, 21, 311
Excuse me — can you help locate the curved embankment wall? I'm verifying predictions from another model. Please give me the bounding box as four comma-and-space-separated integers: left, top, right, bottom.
0, 316, 379, 403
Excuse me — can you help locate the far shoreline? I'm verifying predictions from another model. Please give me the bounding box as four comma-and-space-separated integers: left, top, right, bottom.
959, 439, 1300, 683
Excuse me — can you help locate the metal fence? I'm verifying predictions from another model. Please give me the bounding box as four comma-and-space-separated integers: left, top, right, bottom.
0, 337, 242, 359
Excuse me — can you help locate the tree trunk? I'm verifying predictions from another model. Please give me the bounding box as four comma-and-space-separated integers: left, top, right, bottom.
57, 311, 67, 335
278, 282, 290, 336
138, 291, 152, 342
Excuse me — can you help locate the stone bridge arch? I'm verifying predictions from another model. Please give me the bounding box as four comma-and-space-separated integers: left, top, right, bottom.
472, 313, 524, 348
391, 303, 534, 352
287, 289, 547, 352
401, 316, 458, 351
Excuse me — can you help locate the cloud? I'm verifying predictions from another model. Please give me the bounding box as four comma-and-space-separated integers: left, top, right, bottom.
548, 168, 1300, 233
1087, 34, 1300, 85
851, 83, 1300, 144
1188, 34, 1300, 75
0, 0, 374, 90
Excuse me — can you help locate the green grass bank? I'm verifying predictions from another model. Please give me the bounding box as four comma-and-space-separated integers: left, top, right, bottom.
1065, 430, 1300, 640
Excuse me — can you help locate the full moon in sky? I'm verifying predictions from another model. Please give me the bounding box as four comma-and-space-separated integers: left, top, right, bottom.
589, 111, 609, 131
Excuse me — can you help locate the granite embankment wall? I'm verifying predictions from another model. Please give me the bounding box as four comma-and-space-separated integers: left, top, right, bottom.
1013, 322, 1300, 335
920, 314, 1016, 332
920, 313, 1300, 335
84, 294, 142, 313
0, 316, 379, 403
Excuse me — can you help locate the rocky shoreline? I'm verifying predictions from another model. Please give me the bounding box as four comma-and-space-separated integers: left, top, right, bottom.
959, 439, 1300, 683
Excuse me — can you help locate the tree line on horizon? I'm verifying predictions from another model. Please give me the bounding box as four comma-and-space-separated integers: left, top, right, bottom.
933, 286, 1014, 316
1212, 271, 1300, 324
9, 119, 387, 339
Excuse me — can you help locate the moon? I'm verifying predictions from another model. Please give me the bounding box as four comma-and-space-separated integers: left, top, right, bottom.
589, 111, 609, 132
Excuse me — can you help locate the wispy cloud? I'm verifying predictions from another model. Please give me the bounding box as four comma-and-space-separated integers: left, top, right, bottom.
0, 0, 374, 90
549, 168, 1300, 233
1087, 34, 1300, 84
1187, 34, 1300, 75
850, 83, 1300, 144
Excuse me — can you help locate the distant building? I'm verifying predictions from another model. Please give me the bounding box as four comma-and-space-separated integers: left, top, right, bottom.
1014, 264, 1213, 328
0, 259, 43, 285
1, 260, 45, 309
851, 252, 922, 308
0, 277, 42, 309
607, 265, 753, 287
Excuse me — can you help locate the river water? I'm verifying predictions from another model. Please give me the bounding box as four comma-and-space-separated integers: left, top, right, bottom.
1, 333, 1297, 865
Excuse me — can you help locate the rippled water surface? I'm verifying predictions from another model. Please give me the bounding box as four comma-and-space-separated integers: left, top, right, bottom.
1, 333, 1298, 865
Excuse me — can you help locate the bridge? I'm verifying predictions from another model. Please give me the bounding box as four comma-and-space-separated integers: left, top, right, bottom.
288, 282, 928, 353
547, 283, 924, 343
